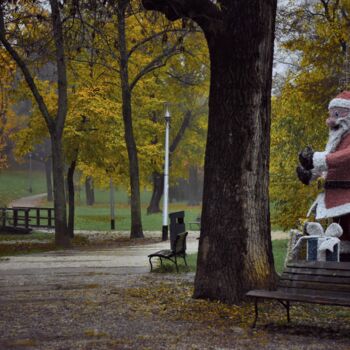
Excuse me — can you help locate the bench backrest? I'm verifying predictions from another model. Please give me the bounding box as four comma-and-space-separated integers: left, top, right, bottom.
173, 232, 188, 254
279, 261, 350, 295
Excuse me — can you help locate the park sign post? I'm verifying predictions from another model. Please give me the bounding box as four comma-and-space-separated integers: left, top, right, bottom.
162, 106, 171, 241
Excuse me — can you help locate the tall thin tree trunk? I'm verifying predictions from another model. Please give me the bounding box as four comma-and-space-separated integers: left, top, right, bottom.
44, 158, 53, 202
147, 171, 164, 214
67, 158, 76, 238
51, 136, 69, 247
85, 176, 95, 206
117, 2, 143, 238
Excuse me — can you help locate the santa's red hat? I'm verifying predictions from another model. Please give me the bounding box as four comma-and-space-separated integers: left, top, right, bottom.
328, 91, 350, 109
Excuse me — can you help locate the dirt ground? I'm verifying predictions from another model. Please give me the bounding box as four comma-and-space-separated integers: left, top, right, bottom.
1, 260, 350, 350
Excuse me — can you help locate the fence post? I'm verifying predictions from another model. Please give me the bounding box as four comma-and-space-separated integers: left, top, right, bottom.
24, 209, 29, 229
36, 208, 40, 227
48, 208, 52, 228
13, 209, 18, 227
1, 208, 6, 227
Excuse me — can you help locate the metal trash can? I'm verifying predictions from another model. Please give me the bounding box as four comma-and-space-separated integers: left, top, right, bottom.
169, 211, 186, 251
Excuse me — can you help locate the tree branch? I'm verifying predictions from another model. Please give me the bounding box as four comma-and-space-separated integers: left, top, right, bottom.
170, 110, 191, 153
129, 43, 182, 91
0, 5, 54, 131
141, 0, 222, 31
128, 28, 189, 58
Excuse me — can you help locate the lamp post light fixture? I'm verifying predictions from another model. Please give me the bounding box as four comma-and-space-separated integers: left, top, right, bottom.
162, 106, 171, 241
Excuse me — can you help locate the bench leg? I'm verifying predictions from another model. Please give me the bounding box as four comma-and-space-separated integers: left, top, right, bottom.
278, 300, 290, 323
252, 298, 259, 328
183, 255, 188, 267
174, 255, 179, 273
149, 257, 153, 272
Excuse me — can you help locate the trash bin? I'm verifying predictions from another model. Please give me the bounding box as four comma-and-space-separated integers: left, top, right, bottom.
169, 211, 186, 251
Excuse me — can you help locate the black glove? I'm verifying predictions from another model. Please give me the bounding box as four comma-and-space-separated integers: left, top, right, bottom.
298, 146, 314, 170
296, 165, 312, 185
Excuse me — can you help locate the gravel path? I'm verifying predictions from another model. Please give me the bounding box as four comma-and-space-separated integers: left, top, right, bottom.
8, 193, 47, 208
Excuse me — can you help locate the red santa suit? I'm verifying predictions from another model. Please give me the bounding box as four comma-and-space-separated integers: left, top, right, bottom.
308, 92, 350, 242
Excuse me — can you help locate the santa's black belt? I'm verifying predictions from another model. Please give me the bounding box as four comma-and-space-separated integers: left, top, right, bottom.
324, 181, 350, 189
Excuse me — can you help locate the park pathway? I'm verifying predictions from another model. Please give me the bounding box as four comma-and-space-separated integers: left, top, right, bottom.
0, 234, 199, 271
8, 192, 47, 208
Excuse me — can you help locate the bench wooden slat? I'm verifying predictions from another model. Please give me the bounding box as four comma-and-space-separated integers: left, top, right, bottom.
246, 260, 350, 326
280, 272, 350, 284
148, 232, 188, 272
247, 289, 350, 307
278, 279, 350, 292
283, 267, 350, 277
287, 261, 350, 270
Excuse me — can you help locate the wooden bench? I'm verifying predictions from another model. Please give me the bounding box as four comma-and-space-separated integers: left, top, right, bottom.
148, 232, 188, 272
246, 261, 350, 327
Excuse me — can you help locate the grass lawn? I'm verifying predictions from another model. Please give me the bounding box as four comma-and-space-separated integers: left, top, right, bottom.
155, 239, 288, 274
0, 170, 47, 206
74, 201, 201, 231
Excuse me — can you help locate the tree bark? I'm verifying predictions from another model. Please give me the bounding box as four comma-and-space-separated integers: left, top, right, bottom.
51, 136, 69, 247
44, 158, 53, 202
67, 158, 77, 238
142, 0, 278, 303
147, 171, 164, 214
85, 176, 95, 206
117, 1, 144, 238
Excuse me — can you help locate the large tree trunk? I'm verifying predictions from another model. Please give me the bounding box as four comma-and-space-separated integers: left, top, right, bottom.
44, 158, 53, 202
147, 171, 164, 214
194, 8, 277, 303
142, 0, 277, 303
51, 136, 70, 247
117, 2, 144, 238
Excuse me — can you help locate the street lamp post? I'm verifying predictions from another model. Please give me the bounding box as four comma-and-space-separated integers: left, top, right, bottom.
162, 107, 171, 241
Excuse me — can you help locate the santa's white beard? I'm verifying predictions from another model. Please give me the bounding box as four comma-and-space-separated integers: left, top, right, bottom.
325, 116, 350, 153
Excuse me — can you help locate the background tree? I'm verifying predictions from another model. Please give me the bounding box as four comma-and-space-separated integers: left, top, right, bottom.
0, 48, 16, 170
146, 31, 209, 213
143, 0, 278, 303
0, 0, 73, 246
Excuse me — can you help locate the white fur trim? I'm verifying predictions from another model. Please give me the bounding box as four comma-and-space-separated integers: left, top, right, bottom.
328, 98, 350, 110
324, 223, 343, 238
313, 151, 328, 172
305, 222, 324, 236
313, 193, 350, 219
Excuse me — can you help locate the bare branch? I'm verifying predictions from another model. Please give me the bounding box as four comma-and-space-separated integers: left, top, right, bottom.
129, 43, 182, 91
128, 28, 189, 58
0, 5, 54, 131
141, 0, 222, 31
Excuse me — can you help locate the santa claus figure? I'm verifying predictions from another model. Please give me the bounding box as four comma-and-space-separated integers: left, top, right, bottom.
297, 91, 350, 257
